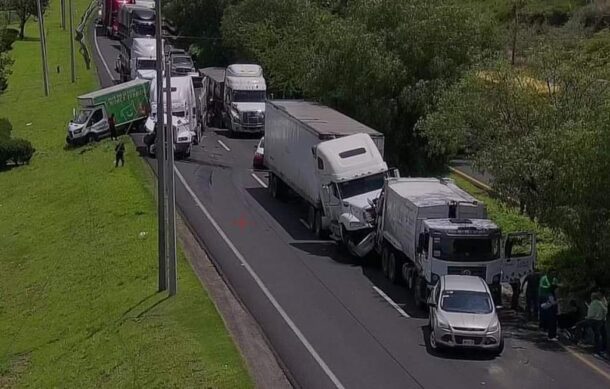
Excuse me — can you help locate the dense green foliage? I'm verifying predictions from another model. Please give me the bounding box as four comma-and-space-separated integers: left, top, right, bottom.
419, 37, 610, 286
0, 136, 35, 166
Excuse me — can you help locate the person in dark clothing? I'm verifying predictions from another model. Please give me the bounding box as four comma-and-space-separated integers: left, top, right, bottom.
510, 279, 522, 311
115, 141, 125, 167
109, 114, 117, 140
541, 286, 559, 340
522, 270, 541, 321
538, 269, 558, 330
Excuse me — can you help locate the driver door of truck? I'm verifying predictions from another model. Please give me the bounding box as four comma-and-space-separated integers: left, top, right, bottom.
89, 108, 108, 137
502, 232, 536, 283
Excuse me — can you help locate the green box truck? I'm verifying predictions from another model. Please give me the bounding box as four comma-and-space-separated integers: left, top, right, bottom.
66, 79, 150, 145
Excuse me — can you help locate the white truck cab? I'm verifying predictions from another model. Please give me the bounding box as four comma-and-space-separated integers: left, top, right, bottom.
117, 37, 156, 82
318, 134, 388, 254
223, 64, 266, 134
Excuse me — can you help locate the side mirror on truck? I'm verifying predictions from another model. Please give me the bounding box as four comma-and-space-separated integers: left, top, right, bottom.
321, 185, 331, 204
417, 233, 425, 254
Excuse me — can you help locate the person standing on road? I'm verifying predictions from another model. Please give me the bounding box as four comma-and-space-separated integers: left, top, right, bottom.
109, 114, 117, 140
523, 270, 541, 321
541, 285, 559, 340
539, 269, 558, 330
510, 278, 522, 311
115, 141, 125, 167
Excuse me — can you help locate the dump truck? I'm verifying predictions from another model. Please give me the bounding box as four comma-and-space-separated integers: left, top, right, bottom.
265, 100, 388, 256
373, 177, 536, 307
102, 0, 134, 39
66, 79, 150, 145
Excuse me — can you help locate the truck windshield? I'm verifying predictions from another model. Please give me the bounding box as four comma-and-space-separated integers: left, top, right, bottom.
173, 56, 193, 66
441, 291, 492, 314
74, 109, 92, 124
232, 90, 265, 103
433, 236, 500, 262
137, 59, 156, 70
338, 173, 384, 199
133, 22, 155, 37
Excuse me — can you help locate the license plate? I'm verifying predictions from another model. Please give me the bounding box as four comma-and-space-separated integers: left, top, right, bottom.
463, 339, 475, 346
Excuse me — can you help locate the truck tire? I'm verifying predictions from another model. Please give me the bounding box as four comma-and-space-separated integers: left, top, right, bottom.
381, 245, 390, 277
413, 276, 427, 310
313, 208, 326, 239
269, 173, 282, 199
388, 251, 402, 284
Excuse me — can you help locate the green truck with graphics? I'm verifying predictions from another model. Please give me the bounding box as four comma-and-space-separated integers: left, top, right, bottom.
66, 79, 150, 144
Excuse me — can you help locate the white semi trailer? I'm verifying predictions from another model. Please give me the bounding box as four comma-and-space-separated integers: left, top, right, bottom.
265, 100, 388, 256
373, 177, 536, 306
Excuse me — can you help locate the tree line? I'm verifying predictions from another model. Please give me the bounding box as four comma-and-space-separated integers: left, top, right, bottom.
166, 0, 609, 286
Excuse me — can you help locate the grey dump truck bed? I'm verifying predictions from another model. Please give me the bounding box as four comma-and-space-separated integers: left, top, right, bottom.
268, 100, 385, 156
200, 67, 226, 84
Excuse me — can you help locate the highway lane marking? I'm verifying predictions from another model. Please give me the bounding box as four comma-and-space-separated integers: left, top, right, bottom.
174, 167, 346, 389
299, 219, 311, 230
372, 286, 410, 318
93, 25, 115, 82
217, 140, 231, 152
250, 173, 268, 188
564, 345, 610, 381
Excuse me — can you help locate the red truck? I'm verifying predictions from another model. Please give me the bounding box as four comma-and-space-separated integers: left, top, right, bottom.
102, 0, 135, 39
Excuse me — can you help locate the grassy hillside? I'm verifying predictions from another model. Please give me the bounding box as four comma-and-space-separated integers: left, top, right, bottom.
0, 1, 252, 387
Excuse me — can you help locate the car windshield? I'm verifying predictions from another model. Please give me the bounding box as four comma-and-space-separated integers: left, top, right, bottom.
74, 109, 91, 124
137, 59, 156, 69
433, 235, 500, 262
133, 23, 155, 37
441, 290, 492, 314
232, 90, 266, 102
173, 56, 193, 66
338, 173, 384, 199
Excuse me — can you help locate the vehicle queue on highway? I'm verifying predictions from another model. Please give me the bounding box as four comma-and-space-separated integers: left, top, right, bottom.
65, 0, 543, 357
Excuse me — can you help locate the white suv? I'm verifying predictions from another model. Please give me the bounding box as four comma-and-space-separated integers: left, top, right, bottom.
428, 275, 503, 354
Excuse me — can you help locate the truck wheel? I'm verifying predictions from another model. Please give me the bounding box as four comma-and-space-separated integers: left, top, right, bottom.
388, 252, 401, 284
269, 173, 282, 199
313, 209, 326, 239
381, 246, 390, 277
413, 276, 427, 310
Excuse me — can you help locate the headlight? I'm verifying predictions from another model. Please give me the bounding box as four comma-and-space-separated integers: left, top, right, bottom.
73, 128, 82, 134
437, 318, 450, 330
231, 110, 240, 120
488, 320, 500, 332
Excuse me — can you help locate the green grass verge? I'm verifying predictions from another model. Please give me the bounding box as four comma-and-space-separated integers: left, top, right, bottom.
0, 1, 252, 387
450, 174, 566, 269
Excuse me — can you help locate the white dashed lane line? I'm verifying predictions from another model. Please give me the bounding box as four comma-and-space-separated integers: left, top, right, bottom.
373, 286, 411, 318
217, 140, 231, 152
251, 173, 268, 188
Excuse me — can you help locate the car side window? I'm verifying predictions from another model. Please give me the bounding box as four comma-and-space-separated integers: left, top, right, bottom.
90, 109, 103, 125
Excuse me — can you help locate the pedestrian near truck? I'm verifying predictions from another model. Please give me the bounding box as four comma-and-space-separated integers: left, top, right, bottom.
572, 292, 608, 358
539, 269, 558, 331
115, 141, 125, 167
522, 270, 541, 321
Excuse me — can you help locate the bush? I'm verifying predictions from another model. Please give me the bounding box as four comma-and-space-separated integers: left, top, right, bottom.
0, 137, 35, 167
0, 28, 19, 52
0, 117, 11, 140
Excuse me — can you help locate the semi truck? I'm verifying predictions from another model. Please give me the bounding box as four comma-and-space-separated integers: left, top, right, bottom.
265, 100, 388, 256
116, 37, 156, 82
373, 177, 536, 306
200, 64, 266, 135
117, 3, 155, 40
66, 79, 150, 144
102, 0, 134, 39
144, 75, 201, 157
200, 67, 225, 129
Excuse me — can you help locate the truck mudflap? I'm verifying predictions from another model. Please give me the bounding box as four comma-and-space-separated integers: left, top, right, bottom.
348, 231, 376, 258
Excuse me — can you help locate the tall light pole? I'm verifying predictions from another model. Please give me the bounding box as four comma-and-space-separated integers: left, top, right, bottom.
36, 0, 50, 96
155, 0, 167, 292
69, 0, 75, 83
60, 0, 66, 30
165, 54, 177, 296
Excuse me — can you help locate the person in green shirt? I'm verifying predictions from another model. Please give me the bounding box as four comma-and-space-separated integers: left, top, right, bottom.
538, 269, 558, 331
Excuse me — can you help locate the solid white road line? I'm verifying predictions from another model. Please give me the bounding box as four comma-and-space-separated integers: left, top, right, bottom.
299, 219, 311, 230
251, 173, 268, 188
93, 25, 115, 82
372, 286, 411, 318
174, 167, 345, 389
217, 139, 231, 152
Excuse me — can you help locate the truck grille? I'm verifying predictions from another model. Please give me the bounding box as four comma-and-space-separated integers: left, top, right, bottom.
447, 266, 486, 279
241, 111, 264, 128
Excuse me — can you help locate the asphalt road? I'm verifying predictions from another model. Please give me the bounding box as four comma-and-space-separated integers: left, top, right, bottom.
89, 22, 610, 389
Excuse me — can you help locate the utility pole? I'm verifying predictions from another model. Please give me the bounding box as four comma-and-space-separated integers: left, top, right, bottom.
69, 0, 75, 83
165, 54, 177, 296
155, 0, 167, 292
61, 0, 66, 30
36, 0, 50, 96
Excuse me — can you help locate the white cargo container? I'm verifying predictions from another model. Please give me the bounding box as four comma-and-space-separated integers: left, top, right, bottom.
265, 100, 388, 256
374, 177, 536, 306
